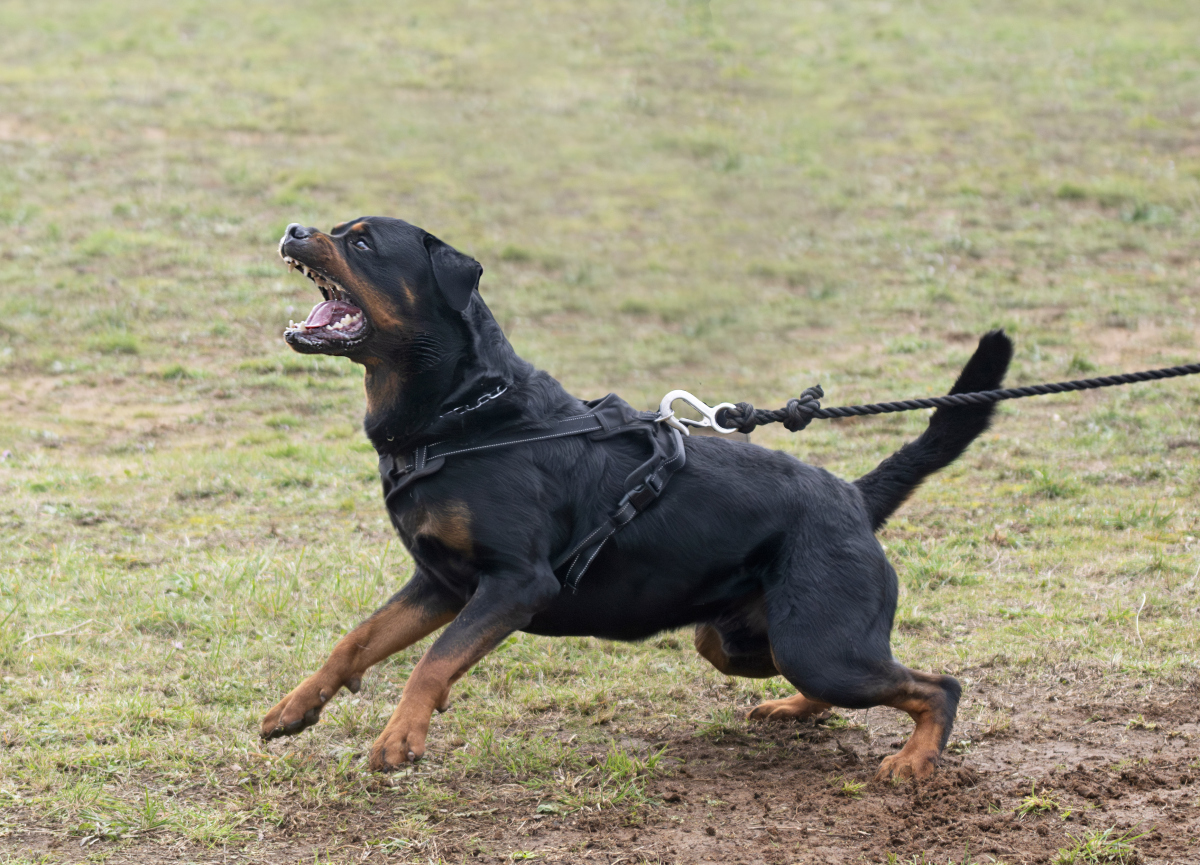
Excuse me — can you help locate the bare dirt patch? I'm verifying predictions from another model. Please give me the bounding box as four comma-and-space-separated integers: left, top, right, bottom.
5, 677, 1197, 864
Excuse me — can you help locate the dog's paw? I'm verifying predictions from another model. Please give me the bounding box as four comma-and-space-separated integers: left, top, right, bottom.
746, 694, 832, 723
260, 674, 344, 740
875, 748, 940, 782
369, 709, 431, 771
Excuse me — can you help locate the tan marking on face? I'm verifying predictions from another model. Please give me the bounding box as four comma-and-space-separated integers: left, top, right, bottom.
347, 280, 406, 330
350, 222, 368, 233
298, 234, 407, 332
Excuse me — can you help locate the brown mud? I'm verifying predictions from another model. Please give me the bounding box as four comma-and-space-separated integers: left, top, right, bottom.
4, 677, 1198, 864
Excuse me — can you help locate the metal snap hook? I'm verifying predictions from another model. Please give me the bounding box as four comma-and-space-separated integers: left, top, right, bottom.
656, 390, 739, 436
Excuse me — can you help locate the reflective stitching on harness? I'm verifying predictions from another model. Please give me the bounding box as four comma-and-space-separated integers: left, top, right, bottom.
558, 519, 612, 565
567, 533, 614, 591
432, 417, 598, 459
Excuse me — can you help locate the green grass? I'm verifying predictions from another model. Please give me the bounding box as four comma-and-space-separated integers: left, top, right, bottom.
1015, 782, 1066, 819
1, 0, 1199, 859
829, 775, 867, 800
1054, 826, 1146, 864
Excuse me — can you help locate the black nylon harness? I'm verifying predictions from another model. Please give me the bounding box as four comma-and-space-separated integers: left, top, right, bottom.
378, 393, 686, 591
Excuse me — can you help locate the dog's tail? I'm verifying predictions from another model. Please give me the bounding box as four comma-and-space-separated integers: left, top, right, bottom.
853, 330, 1013, 531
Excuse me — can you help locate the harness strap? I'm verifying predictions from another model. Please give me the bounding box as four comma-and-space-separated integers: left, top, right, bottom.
381, 412, 612, 511
378, 394, 685, 592
551, 425, 685, 591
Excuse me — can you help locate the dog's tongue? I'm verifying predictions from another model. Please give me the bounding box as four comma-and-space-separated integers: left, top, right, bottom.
303, 301, 337, 329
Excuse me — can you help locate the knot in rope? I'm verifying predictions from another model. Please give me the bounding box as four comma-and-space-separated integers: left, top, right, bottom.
709, 361, 1200, 433
784, 385, 825, 432
717, 385, 825, 433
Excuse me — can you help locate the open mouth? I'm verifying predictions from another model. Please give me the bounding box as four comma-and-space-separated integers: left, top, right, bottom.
281, 255, 370, 353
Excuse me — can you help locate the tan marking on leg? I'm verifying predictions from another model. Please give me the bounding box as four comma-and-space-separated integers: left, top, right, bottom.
746, 693, 833, 722
745, 645, 830, 720
369, 623, 510, 771
260, 598, 456, 740
694, 623, 731, 671
874, 672, 957, 782
694, 622, 778, 678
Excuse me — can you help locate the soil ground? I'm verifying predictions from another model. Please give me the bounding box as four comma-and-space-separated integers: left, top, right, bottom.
5, 677, 1198, 864
2, 2, 1199, 864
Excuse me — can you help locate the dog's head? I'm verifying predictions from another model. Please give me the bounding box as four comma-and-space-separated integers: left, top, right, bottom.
279, 217, 527, 442
279, 217, 482, 361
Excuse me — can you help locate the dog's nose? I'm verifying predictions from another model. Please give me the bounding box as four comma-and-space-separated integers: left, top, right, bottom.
285, 223, 313, 241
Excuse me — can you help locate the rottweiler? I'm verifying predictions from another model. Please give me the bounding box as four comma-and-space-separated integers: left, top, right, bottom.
261, 217, 1012, 780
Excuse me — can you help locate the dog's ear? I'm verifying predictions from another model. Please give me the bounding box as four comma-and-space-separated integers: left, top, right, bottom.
424, 234, 482, 312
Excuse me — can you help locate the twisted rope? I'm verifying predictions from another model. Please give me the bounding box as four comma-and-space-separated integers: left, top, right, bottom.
716, 363, 1200, 434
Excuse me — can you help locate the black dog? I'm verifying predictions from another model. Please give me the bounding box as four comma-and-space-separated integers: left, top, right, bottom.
261, 217, 1012, 780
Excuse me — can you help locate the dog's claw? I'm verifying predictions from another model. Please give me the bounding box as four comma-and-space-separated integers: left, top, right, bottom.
260, 675, 348, 741
875, 749, 940, 782
368, 706, 431, 772
260, 705, 323, 741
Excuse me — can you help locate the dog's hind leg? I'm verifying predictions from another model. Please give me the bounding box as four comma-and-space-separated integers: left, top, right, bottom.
746, 691, 833, 722
870, 668, 961, 781
260, 570, 461, 741
694, 623, 779, 678
696, 619, 833, 720
761, 651, 959, 780
694, 598, 780, 679
756, 550, 960, 781
696, 597, 834, 718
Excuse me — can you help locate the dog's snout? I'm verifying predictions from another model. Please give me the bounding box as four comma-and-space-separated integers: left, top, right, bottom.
285, 223, 313, 241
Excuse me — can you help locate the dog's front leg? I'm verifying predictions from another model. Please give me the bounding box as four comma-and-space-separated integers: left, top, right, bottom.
369, 566, 559, 771
261, 570, 461, 740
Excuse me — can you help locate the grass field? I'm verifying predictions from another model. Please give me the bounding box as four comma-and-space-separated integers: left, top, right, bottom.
2, 1, 1199, 862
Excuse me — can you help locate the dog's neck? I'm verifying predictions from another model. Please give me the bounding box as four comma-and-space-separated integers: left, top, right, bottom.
362, 297, 580, 454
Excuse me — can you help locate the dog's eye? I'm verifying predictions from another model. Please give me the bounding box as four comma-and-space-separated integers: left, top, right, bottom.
352, 238, 370, 251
